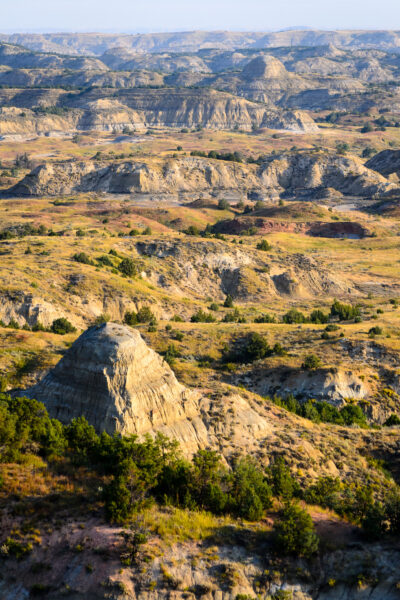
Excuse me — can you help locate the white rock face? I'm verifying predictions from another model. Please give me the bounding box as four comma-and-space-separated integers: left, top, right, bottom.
25, 323, 208, 453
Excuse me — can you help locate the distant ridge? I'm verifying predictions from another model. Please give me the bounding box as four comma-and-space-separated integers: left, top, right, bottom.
1, 29, 400, 55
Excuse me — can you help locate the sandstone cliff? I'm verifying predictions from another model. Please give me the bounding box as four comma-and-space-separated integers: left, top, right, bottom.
0, 42, 107, 70
0, 40, 398, 116
0, 87, 318, 134
135, 240, 360, 301
10, 152, 398, 198
0, 68, 164, 90
0, 291, 69, 328
239, 367, 370, 406
10, 157, 260, 196
258, 152, 397, 197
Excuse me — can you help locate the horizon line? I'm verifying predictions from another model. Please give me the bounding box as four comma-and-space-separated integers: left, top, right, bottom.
1, 27, 400, 35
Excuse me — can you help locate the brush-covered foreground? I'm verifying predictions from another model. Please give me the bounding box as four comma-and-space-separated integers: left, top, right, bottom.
1, 393, 400, 599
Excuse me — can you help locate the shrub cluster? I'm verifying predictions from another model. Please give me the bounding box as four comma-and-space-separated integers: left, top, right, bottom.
190, 150, 244, 163
282, 308, 329, 324
0, 395, 66, 462
50, 318, 76, 335
256, 239, 272, 251
281, 301, 362, 324
254, 313, 276, 323
124, 307, 156, 326
33, 106, 69, 116
222, 308, 246, 323
271, 394, 367, 427
0, 395, 274, 524
118, 258, 137, 277
302, 354, 322, 370
72, 252, 95, 265
274, 502, 319, 557
0, 223, 53, 240
0, 317, 76, 335
72, 251, 139, 277
330, 299, 361, 321
191, 310, 216, 323
223, 333, 286, 363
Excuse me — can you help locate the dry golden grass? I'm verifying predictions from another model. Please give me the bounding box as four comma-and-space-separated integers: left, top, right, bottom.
137, 505, 268, 545
0, 461, 79, 499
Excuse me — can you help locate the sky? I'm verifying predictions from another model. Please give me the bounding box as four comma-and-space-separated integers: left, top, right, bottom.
0, 0, 399, 33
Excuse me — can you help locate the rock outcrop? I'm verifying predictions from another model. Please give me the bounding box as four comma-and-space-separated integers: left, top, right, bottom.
213, 217, 370, 238
0, 291, 68, 328
259, 152, 398, 197
0, 42, 107, 70
24, 322, 276, 456
0, 40, 399, 119
233, 54, 314, 104
366, 149, 400, 179
10, 157, 260, 196
0, 87, 318, 135
136, 240, 359, 301
242, 55, 288, 80
240, 367, 370, 406
25, 323, 208, 452
10, 152, 398, 198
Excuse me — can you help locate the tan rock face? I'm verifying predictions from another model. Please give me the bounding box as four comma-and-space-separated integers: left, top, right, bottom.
25, 323, 208, 451
11, 158, 261, 196
238, 366, 370, 406
258, 152, 397, 197
11, 152, 398, 198
0, 86, 318, 136
0, 291, 67, 328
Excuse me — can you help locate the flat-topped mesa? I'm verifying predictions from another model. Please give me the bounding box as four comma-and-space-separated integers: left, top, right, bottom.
25, 323, 205, 443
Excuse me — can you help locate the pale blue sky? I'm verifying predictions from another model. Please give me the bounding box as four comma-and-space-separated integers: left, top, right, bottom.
1, 0, 399, 33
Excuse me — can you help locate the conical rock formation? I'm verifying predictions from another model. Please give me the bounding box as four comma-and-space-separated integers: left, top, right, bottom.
25, 323, 208, 451
242, 55, 288, 80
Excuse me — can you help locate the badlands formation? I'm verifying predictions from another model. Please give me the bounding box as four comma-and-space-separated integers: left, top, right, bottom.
26, 323, 208, 452
1, 27, 400, 600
